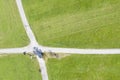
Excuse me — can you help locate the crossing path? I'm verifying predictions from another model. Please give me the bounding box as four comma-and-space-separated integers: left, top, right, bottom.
16, 0, 48, 80
0, 0, 120, 80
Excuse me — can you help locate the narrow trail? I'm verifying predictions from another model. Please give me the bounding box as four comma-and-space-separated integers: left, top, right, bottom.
16, 0, 48, 80
37, 56, 49, 80
43, 47, 120, 54
0, 47, 27, 54
16, 0, 39, 47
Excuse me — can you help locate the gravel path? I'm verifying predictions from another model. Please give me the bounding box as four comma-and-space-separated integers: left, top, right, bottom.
43, 47, 120, 54
0, 0, 120, 80
16, 0, 48, 80
37, 56, 49, 80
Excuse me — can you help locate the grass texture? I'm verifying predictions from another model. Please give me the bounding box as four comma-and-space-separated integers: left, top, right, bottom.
22, 0, 120, 48
0, 54, 41, 80
0, 0, 29, 48
47, 54, 120, 80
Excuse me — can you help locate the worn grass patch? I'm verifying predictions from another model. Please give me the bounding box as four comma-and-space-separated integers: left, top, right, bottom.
47, 54, 120, 80
0, 0, 29, 48
0, 54, 41, 80
22, 0, 120, 48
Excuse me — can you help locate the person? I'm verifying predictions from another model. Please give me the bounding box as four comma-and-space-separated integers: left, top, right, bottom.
23, 52, 26, 55
30, 54, 33, 59
39, 69, 41, 72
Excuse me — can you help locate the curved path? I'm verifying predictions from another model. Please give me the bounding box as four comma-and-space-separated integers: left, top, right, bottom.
16, 0, 39, 47
0, 0, 120, 80
16, 0, 48, 80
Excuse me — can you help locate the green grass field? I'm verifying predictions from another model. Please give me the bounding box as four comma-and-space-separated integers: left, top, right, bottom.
47, 54, 120, 80
0, 0, 29, 48
0, 54, 41, 80
23, 0, 120, 48
1, 0, 120, 80
1, 54, 120, 80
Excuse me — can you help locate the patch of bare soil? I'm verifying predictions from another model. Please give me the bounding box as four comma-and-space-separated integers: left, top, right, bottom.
43, 51, 71, 61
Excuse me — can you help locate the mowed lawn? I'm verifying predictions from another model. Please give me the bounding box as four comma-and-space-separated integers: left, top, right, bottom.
0, 0, 29, 48
0, 54, 41, 80
23, 0, 120, 48
47, 55, 120, 80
